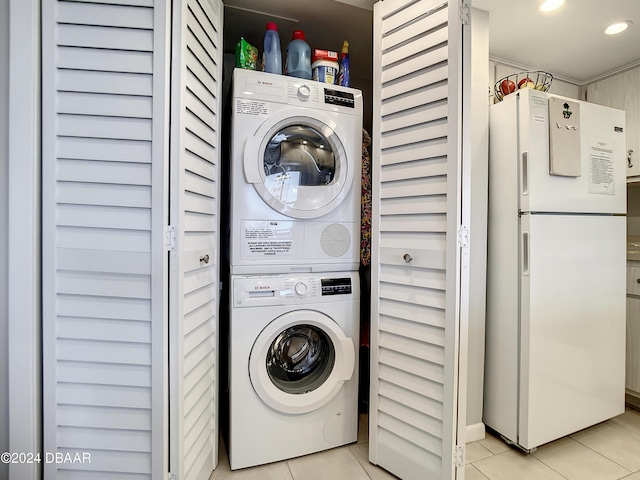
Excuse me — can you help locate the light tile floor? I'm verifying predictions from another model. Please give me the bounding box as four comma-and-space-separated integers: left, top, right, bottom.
210, 408, 640, 480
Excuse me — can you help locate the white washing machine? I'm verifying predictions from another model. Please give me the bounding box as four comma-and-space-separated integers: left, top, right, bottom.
229, 271, 360, 470
230, 69, 363, 274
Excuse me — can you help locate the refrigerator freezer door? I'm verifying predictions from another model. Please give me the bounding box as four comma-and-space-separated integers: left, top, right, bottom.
519, 214, 626, 449
517, 89, 626, 215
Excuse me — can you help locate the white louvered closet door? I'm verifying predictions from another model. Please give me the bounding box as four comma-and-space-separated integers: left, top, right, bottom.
169, 0, 223, 479
41, 0, 170, 479
370, 1, 469, 479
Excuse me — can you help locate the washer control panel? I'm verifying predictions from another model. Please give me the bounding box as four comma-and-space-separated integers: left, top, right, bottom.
320, 277, 352, 296
233, 273, 357, 307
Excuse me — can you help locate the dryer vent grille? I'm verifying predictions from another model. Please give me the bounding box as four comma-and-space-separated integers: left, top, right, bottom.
320, 224, 351, 258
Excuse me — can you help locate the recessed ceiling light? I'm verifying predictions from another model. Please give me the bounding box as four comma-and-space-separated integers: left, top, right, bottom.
605, 20, 632, 35
537, 0, 564, 13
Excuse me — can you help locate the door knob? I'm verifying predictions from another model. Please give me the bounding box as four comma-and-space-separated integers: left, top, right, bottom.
199, 254, 210, 264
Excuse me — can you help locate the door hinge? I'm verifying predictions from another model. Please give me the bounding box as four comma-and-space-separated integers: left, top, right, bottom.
165, 225, 177, 252
454, 445, 465, 468
167, 473, 177, 480
460, 3, 471, 25
458, 226, 470, 248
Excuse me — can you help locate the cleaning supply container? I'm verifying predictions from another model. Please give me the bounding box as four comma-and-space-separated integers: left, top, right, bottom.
312, 59, 339, 84
262, 22, 282, 75
311, 49, 339, 84
285, 30, 312, 79
338, 40, 350, 87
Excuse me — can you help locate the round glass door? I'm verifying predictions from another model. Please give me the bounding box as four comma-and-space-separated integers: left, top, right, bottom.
249, 310, 355, 414
263, 125, 336, 190
266, 324, 336, 395
244, 114, 353, 219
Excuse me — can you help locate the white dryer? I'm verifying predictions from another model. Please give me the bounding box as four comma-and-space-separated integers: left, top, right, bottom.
229, 271, 360, 470
230, 69, 363, 274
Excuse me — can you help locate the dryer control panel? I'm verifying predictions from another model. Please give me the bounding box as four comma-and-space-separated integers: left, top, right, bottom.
232, 273, 359, 307
323, 88, 355, 109
233, 69, 362, 116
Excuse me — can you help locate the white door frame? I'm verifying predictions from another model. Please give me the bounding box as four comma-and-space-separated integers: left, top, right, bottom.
7, 0, 41, 479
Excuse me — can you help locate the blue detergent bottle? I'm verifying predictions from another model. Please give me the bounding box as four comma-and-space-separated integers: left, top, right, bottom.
338, 40, 350, 87
262, 22, 282, 75
285, 30, 312, 79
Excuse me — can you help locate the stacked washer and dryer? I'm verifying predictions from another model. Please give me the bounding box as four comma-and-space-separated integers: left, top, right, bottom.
228, 68, 364, 470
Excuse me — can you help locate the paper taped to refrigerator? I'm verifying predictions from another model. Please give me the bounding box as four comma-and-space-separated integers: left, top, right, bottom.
588, 137, 615, 195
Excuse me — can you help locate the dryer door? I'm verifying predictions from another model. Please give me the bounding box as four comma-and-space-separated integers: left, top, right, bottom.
243, 111, 354, 219
249, 310, 355, 414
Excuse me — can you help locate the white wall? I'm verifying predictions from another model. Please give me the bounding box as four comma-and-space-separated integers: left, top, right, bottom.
0, 0, 10, 477
466, 8, 489, 439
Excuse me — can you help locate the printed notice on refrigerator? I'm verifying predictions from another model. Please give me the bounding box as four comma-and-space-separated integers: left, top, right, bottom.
589, 137, 615, 195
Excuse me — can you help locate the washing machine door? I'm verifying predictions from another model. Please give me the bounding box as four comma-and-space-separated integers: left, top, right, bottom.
249, 310, 355, 415
243, 110, 354, 219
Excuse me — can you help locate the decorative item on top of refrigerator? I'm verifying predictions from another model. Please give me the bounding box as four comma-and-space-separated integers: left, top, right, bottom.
494, 70, 553, 101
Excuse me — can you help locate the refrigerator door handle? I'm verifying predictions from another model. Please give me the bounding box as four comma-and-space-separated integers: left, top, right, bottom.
521, 151, 529, 195
522, 231, 530, 275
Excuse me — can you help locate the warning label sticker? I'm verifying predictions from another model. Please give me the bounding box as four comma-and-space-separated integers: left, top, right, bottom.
235, 99, 269, 116
247, 240, 293, 255
241, 221, 302, 259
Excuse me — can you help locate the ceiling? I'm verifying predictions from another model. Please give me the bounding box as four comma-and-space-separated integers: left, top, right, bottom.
223, 0, 640, 86
475, 0, 640, 83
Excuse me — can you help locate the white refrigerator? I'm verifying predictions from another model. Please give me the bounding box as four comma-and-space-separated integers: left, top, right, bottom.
484, 88, 627, 451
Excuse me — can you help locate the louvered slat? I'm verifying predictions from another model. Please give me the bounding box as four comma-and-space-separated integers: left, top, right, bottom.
57, 317, 151, 343
58, 361, 151, 387
56, 2, 154, 29
57, 70, 153, 97
58, 426, 151, 451
57, 159, 152, 185
57, 23, 154, 51
57, 136, 153, 162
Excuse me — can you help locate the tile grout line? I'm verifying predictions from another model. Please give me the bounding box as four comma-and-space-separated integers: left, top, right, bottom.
467, 463, 491, 480
470, 447, 575, 480
608, 416, 640, 442
569, 427, 639, 473
285, 457, 296, 480
530, 447, 588, 480
573, 441, 637, 475
346, 443, 376, 479
562, 435, 633, 477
